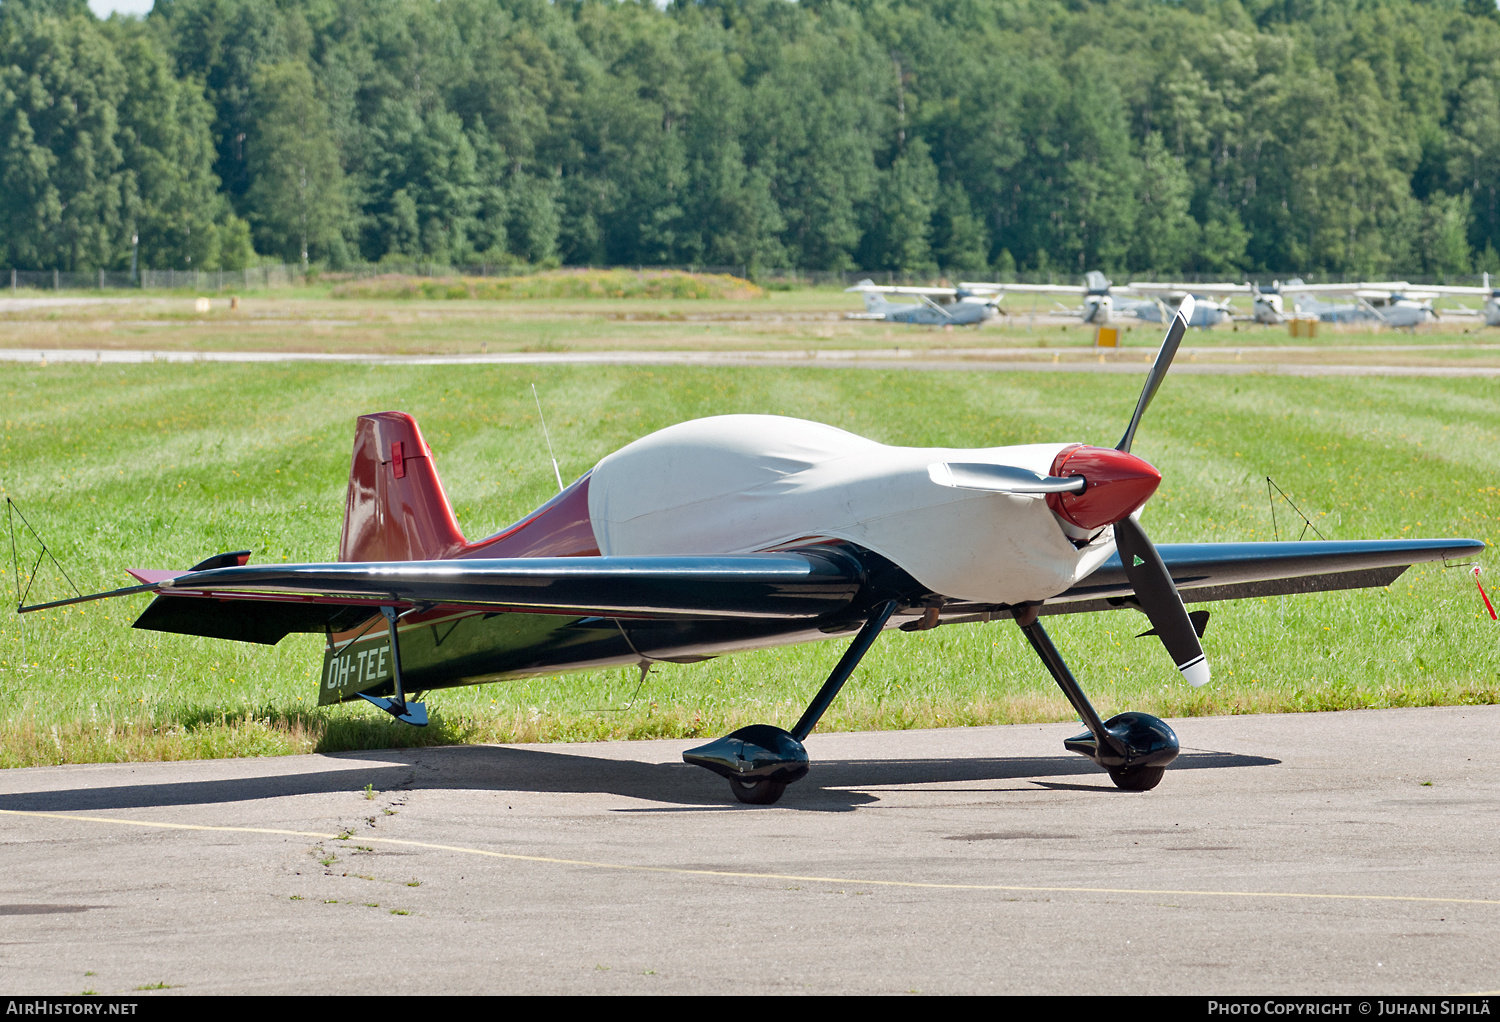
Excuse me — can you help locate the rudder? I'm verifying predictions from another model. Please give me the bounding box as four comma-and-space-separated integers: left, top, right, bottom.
339, 411, 467, 562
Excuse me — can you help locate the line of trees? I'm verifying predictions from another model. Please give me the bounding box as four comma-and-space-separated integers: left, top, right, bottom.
2, 0, 1499, 278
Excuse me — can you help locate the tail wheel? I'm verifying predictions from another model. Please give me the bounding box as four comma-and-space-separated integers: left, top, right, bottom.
728, 777, 787, 805
1108, 765, 1165, 792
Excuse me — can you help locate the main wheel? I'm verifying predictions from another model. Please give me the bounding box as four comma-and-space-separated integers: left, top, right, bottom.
728, 777, 787, 805
1108, 765, 1165, 792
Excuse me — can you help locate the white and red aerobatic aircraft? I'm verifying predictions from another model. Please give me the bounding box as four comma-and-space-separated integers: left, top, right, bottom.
22, 298, 1483, 803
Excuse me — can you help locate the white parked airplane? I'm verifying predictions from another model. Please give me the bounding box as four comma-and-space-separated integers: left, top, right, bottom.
960, 271, 1162, 325
843, 280, 999, 325
1404, 274, 1500, 326
1132, 279, 1445, 328
1122, 282, 1239, 328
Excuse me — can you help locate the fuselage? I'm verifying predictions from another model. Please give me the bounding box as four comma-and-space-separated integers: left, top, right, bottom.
324, 415, 1160, 702
1294, 294, 1435, 326
1132, 299, 1230, 328
862, 292, 995, 325
1252, 293, 1285, 324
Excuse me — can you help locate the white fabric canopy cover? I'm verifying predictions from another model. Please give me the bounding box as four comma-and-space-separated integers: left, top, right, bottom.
587, 414, 1118, 604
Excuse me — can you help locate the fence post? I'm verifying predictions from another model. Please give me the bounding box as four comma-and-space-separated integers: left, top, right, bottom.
99, 268, 104, 289
53, 268, 59, 290
10, 269, 14, 293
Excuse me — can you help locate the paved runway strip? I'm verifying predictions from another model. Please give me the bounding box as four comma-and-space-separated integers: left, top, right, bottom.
4, 346, 1500, 376
0, 706, 1496, 994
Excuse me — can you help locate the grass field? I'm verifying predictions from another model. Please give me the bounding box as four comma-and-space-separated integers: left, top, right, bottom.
1, 361, 1497, 768
328, 268, 764, 301
3, 280, 1499, 361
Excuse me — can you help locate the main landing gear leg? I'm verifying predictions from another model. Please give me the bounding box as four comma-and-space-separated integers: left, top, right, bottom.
1013, 604, 1177, 791
357, 606, 429, 727
684, 600, 899, 805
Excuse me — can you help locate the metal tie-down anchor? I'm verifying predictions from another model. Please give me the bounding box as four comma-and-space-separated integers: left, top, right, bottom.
357, 605, 429, 726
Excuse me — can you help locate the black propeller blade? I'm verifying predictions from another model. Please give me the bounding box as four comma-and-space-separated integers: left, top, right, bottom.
1137, 610, 1210, 640
1111, 296, 1210, 687
1117, 294, 1193, 454
1115, 516, 1209, 686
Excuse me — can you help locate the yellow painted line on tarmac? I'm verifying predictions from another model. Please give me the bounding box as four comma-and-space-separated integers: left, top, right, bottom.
4, 807, 1498, 907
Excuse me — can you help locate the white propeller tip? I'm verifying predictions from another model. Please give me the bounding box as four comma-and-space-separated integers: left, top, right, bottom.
1179, 657, 1210, 688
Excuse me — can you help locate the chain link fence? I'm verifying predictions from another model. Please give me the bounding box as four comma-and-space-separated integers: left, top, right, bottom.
323, 262, 752, 281
2, 266, 305, 291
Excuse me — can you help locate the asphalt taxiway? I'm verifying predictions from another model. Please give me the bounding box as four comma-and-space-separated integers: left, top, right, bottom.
5, 346, 1500, 377
1, 706, 1497, 994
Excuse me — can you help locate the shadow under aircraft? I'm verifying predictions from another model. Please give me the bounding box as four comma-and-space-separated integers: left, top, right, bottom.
0, 743, 1282, 815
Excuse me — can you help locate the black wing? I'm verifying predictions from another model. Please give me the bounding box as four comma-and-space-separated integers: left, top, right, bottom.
1044, 538, 1482, 616
23, 538, 1484, 643
128, 549, 867, 644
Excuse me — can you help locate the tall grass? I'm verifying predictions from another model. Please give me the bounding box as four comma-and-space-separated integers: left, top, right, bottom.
328, 269, 763, 301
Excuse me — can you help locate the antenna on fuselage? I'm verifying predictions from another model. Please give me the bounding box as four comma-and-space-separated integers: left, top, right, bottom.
531, 384, 565, 493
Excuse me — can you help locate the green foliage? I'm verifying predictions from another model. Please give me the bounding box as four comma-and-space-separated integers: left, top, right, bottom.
861, 137, 940, 273
362, 101, 481, 264
931, 182, 990, 277
245, 61, 347, 267
1418, 192, 1475, 277
326, 268, 763, 300
8, 0, 1500, 274
0, 3, 246, 271
1132, 133, 1199, 274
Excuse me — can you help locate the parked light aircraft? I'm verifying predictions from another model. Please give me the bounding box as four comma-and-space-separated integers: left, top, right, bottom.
1246, 282, 1305, 324
843, 280, 998, 325
1405, 274, 1500, 326
1242, 279, 1459, 328
1280, 282, 1439, 328
20, 299, 1482, 805
1130, 281, 1296, 325
962, 271, 1160, 325
1132, 279, 1446, 328
1120, 283, 1237, 328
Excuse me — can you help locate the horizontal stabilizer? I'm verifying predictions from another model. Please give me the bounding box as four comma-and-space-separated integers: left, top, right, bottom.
133, 596, 374, 645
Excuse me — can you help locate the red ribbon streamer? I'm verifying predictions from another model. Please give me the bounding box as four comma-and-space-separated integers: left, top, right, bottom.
1475, 567, 1497, 621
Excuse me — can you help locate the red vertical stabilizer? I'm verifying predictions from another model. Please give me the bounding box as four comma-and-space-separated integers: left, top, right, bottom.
339, 412, 467, 562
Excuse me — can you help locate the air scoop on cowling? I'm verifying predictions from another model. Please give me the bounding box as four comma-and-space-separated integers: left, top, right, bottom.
929, 445, 1161, 530
927, 462, 1087, 494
